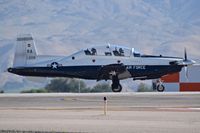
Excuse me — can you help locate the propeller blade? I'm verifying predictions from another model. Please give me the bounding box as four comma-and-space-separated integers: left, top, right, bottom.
181, 48, 196, 66
184, 48, 187, 61
184, 66, 189, 81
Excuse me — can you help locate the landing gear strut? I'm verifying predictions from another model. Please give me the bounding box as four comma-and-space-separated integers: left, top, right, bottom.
111, 76, 122, 92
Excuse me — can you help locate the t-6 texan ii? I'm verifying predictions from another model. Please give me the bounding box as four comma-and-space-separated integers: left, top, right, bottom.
7, 34, 195, 92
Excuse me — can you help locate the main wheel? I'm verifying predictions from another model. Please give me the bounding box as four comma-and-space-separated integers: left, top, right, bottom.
156, 84, 165, 92
112, 83, 122, 92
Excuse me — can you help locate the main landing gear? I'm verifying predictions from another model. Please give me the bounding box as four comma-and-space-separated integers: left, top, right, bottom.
111, 76, 122, 92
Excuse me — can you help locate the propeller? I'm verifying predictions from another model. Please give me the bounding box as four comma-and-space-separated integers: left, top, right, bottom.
182, 48, 195, 81
184, 48, 188, 81
182, 48, 195, 66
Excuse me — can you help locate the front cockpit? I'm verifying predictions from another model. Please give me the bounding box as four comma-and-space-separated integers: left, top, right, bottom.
81, 44, 141, 57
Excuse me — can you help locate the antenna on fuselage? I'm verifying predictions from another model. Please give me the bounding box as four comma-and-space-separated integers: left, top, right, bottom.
107, 43, 111, 48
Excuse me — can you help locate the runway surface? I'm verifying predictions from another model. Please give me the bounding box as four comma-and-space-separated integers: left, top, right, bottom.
0, 92, 200, 133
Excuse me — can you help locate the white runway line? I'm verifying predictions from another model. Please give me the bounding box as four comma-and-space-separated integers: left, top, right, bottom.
188, 108, 200, 110
159, 107, 200, 111
0, 92, 200, 97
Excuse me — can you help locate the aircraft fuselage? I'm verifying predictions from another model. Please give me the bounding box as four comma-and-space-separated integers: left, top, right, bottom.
8, 36, 194, 92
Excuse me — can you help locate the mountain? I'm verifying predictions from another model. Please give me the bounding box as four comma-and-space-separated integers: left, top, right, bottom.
0, 0, 200, 92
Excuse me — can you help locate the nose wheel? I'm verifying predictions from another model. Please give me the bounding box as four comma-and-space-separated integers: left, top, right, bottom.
111, 76, 122, 92
156, 84, 165, 92
155, 79, 165, 92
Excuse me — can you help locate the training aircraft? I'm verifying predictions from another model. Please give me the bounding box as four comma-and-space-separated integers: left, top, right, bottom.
7, 34, 195, 92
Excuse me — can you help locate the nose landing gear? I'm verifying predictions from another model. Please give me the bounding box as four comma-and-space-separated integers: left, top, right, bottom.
155, 79, 165, 92
156, 84, 165, 92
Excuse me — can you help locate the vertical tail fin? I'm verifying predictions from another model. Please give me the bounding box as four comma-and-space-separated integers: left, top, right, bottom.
13, 34, 37, 67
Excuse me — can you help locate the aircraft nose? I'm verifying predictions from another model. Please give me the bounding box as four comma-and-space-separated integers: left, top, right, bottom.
183, 59, 196, 66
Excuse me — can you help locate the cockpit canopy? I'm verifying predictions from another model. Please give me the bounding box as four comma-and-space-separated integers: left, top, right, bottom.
83, 45, 141, 57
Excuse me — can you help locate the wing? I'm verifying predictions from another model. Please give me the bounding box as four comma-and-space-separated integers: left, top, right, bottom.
97, 63, 131, 81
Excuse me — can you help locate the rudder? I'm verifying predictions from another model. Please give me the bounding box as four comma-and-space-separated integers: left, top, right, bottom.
13, 34, 37, 67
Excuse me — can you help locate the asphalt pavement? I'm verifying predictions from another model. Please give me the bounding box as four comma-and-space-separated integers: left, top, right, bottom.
0, 92, 200, 133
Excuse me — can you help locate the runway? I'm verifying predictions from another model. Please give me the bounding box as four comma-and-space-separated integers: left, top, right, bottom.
0, 92, 200, 133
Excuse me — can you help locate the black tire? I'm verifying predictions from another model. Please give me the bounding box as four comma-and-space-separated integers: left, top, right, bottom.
156, 84, 165, 92
112, 83, 122, 92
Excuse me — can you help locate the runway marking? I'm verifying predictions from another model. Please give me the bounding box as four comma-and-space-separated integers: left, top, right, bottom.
159, 107, 200, 112
1, 92, 200, 97
188, 108, 200, 110
0, 107, 200, 112
0, 130, 70, 133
